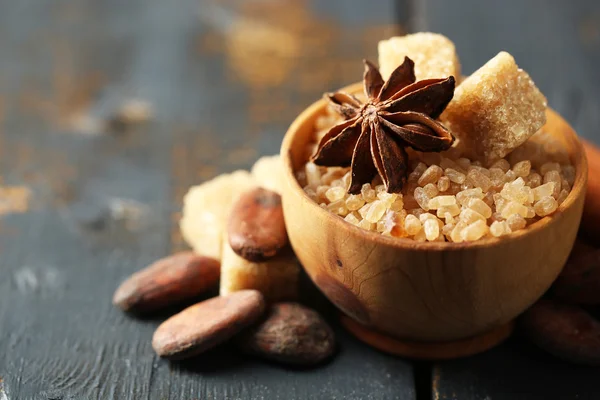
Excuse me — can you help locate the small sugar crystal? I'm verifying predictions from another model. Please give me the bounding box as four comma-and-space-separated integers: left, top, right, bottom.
437, 176, 450, 192
504, 170, 517, 182
512, 160, 531, 177
468, 198, 493, 218
346, 194, 365, 211
390, 197, 405, 212
491, 212, 504, 222
461, 220, 489, 241
491, 159, 510, 172
358, 219, 376, 231
540, 162, 561, 175
428, 195, 457, 209
443, 212, 455, 224
365, 200, 387, 223
482, 192, 495, 208
500, 180, 531, 204
305, 162, 322, 187
490, 221, 511, 237
506, 214, 527, 231
344, 213, 360, 226
423, 183, 439, 198
442, 222, 455, 236
423, 219, 440, 241
543, 171, 562, 197
437, 204, 461, 217
418, 165, 443, 186
467, 169, 492, 191
534, 196, 558, 217
358, 203, 372, 219
456, 158, 471, 171
445, 168, 466, 184
532, 182, 556, 202
414, 229, 427, 242
361, 183, 377, 202
377, 192, 398, 208
459, 208, 486, 224
331, 179, 345, 188
557, 189, 569, 204
450, 221, 469, 243
489, 168, 506, 187
440, 158, 459, 171
527, 172, 542, 188
501, 201, 529, 219
325, 186, 346, 202
456, 188, 484, 206
493, 193, 510, 213
375, 184, 386, 193
404, 214, 422, 235
414, 187, 431, 211
468, 165, 492, 177
414, 162, 428, 175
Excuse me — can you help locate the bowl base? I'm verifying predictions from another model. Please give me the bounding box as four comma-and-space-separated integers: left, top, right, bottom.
341, 316, 514, 360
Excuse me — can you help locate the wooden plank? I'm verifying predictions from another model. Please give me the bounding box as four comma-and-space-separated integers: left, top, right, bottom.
0, 1, 418, 399
415, 0, 600, 398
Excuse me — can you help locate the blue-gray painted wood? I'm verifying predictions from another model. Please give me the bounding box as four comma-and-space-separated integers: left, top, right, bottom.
0, 0, 417, 399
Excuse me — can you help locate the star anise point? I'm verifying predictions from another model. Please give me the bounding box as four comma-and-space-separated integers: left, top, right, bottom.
313, 58, 456, 194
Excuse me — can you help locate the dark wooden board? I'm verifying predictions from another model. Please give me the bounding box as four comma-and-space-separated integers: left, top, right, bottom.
418, 0, 600, 399
0, 0, 418, 399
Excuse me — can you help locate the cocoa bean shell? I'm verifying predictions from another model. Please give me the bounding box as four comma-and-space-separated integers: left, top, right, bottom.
552, 244, 600, 305
228, 187, 288, 262
237, 302, 336, 366
520, 298, 600, 365
113, 252, 220, 314
152, 290, 265, 360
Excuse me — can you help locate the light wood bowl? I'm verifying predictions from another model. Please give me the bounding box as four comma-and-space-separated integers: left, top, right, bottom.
280, 82, 587, 343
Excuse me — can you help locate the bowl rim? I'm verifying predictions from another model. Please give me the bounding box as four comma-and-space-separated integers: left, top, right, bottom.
280, 82, 588, 251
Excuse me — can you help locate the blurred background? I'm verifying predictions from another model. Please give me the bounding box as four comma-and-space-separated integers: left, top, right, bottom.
0, 0, 598, 399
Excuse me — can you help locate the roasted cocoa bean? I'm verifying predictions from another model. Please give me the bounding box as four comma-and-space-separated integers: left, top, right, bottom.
113, 252, 220, 314
237, 302, 335, 365
152, 290, 265, 360
520, 298, 600, 365
553, 241, 600, 304
228, 187, 288, 262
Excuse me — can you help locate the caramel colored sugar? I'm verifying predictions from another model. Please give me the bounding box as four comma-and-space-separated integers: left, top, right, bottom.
298, 112, 575, 243
442, 52, 547, 164
377, 33, 461, 81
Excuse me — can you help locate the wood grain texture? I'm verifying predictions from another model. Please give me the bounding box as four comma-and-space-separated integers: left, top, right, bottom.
0, 0, 417, 399
416, 0, 600, 398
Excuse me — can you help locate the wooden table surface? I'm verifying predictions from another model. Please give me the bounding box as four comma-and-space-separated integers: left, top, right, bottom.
0, 0, 598, 399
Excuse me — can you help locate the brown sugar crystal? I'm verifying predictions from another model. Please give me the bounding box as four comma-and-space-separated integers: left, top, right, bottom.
442, 51, 547, 164
378, 33, 461, 81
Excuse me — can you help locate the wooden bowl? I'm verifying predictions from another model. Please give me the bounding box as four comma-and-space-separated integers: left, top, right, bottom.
280, 83, 587, 343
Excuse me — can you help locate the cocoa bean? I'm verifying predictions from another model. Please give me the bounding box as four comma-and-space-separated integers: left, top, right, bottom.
113, 252, 220, 314
520, 298, 600, 365
553, 241, 600, 304
582, 140, 600, 243
152, 290, 265, 360
228, 187, 288, 262
237, 302, 336, 366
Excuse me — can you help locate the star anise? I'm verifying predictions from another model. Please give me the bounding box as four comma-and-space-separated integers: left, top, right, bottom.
311, 57, 456, 194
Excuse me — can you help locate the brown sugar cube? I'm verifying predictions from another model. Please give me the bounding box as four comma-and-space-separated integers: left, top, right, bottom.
220, 232, 299, 301
378, 32, 461, 81
180, 170, 256, 260
442, 51, 547, 164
